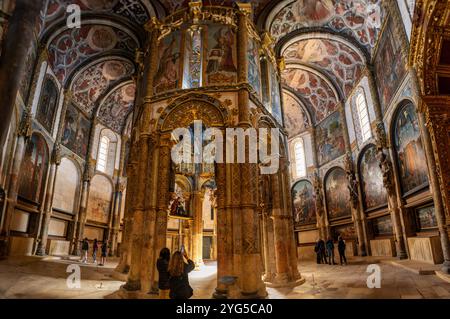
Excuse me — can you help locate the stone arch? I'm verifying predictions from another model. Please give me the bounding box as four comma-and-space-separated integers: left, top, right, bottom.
86, 173, 114, 225
53, 156, 82, 214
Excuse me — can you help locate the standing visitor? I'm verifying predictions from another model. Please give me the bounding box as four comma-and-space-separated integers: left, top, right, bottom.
326, 238, 336, 265
81, 238, 89, 263
318, 238, 327, 264
338, 236, 347, 265
92, 239, 98, 264
168, 250, 195, 299
99, 241, 108, 266
314, 239, 321, 264
157, 248, 171, 299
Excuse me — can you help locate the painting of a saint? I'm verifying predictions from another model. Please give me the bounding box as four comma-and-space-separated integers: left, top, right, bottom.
62, 104, 91, 159
325, 168, 351, 220
359, 145, 387, 210
18, 134, 48, 203
372, 215, 393, 236
247, 37, 261, 97
154, 31, 181, 93
269, 62, 283, 125
316, 112, 345, 166
416, 205, 438, 230
292, 0, 333, 23
206, 25, 237, 85
394, 103, 429, 194
292, 180, 316, 227
332, 224, 356, 241
36, 78, 59, 133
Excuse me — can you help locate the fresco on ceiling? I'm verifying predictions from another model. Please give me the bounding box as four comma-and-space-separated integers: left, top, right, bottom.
87, 175, 112, 224
416, 205, 437, 230
332, 223, 356, 241
359, 145, 387, 210
292, 180, 316, 227
36, 78, 59, 133
282, 92, 310, 138
315, 112, 345, 166
269, 62, 283, 125
72, 59, 134, 116
372, 215, 393, 236
45, 0, 150, 25
48, 24, 137, 82
154, 30, 181, 94
182, 28, 203, 89
282, 68, 338, 123
270, 0, 384, 52
374, 17, 407, 111
61, 104, 91, 159
283, 38, 364, 97
18, 134, 48, 203
98, 83, 136, 133
394, 102, 429, 195
247, 37, 261, 98
206, 25, 237, 85
325, 167, 351, 220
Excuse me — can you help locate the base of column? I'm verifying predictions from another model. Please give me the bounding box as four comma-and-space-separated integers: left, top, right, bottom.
111, 270, 129, 282
441, 260, 450, 274
0, 239, 8, 258
122, 280, 141, 292
264, 276, 305, 288
397, 251, 408, 260
35, 243, 46, 256
212, 288, 228, 299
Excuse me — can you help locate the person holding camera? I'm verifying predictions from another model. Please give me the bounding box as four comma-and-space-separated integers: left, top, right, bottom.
168, 246, 195, 299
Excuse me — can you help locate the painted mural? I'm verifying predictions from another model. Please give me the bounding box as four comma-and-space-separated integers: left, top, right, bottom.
98, 83, 136, 133
282, 68, 338, 122
374, 17, 407, 111
416, 205, 438, 230
283, 38, 364, 97
269, 62, 283, 125
18, 134, 48, 203
19, 40, 37, 98
332, 223, 356, 241
359, 145, 387, 210
206, 25, 237, 85
45, 0, 151, 25
48, 24, 138, 82
247, 37, 261, 98
61, 104, 91, 158
72, 59, 134, 116
325, 168, 351, 220
315, 112, 345, 166
394, 103, 429, 194
292, 180, 316, 226
270, 0, 384, 52
36, 78, 59, 133
372, 215, 393, 236
154, 31, 182, 93
87, 175, 112, 224
282, 92, 310, 138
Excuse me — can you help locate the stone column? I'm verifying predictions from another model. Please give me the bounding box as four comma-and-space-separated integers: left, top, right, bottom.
192, 189, 204, 268
0, 0, 45, 148
109, 182, 124, 256
0, 110, 31, 256
35, 144, 61, 255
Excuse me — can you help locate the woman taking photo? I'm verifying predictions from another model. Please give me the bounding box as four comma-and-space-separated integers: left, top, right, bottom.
156, 248, 171, 299
168, 248, 195, 299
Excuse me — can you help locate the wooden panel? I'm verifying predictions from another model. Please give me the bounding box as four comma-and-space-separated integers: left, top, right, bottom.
407, 236, 444, 264
370, 238, 395, 257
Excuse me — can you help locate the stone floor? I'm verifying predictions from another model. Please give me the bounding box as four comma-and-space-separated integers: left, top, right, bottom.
1, 256, 450, 299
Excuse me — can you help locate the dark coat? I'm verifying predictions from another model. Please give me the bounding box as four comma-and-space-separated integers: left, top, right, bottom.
318, 239, 326, 252
326, 239, 334, 250
81, 240, 89, 251
169, 259, 195, 299
338, 239, 346, 252
157, 258, 170, 290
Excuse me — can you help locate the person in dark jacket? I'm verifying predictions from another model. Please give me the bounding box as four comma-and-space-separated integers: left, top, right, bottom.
99, 241, 108, 266
80, 238, 89, 263
168, 250, 195, 300
338, 236, 347, 265
157, 248, 171, 299
318, 238, 327, 264
326, 238, 336, 265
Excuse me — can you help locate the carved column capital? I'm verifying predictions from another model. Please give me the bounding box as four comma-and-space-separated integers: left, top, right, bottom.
17, 110, 32, 138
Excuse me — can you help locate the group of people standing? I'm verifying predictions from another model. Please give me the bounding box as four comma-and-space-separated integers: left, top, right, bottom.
157, 247, 195, 299
80, 238, 108, 266
314, 236, 347, 265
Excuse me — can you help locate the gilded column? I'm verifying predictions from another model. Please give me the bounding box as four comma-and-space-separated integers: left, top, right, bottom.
192, 188, 205, 268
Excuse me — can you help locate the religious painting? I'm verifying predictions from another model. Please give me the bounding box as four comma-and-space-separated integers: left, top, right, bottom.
325, 168, 351, 220
61, 104, 91, 159
359, 145, 387, 210
394, 102, 429, 195
292, 180, 316, 227
98, 83, 135, 132
247, 37, 261, 98
36, 78, 59, 133
169, 182, 190, 219
372, 215, 393, 236
282, 92, 310, 138
86, 175, 112, 224
416, 205, 438, 230
374, 17, 407, 111
206, 24, 237, 85
269, 62, 283, 125
315, 112, 345, 166
19, 40, 37, 98
332, 223, 356, 241
18, 134, 48, 203
153, 30, 181, 94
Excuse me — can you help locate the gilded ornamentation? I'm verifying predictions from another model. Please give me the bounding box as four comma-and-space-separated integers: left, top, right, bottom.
17, 110, 32, 138
344, 153, 359, 210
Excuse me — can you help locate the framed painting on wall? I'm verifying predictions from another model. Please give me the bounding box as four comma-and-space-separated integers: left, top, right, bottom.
372, 215, 393, 237
325, 167, 351, 220
415, 205, 438, 230
292, 180, 316, 227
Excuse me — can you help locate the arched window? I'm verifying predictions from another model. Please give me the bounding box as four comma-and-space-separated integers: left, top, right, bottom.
97, 136, 110, 173
355, 90, 372, 142
294, 139, 306, 178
